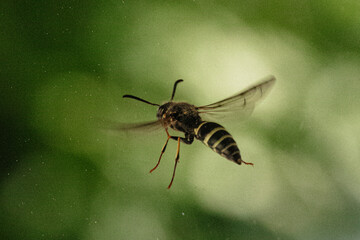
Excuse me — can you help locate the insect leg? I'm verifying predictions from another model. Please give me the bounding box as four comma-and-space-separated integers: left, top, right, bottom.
167, 137, 181, 189
149, 129, 171, 173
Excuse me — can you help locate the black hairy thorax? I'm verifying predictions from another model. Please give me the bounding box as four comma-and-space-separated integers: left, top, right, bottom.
157, 102, 202, 133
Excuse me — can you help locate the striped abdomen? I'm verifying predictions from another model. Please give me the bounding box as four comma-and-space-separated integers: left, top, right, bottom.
194, 121, 243, 165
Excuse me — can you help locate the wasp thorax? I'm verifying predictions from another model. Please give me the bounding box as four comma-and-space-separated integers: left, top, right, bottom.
157, 102, 202, 132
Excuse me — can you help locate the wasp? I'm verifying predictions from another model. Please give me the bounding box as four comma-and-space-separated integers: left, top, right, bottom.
120, 76, 276, 188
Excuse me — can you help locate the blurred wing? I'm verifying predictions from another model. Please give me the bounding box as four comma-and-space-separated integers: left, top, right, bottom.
197, 75, 276, 120
100, 119, 163, 133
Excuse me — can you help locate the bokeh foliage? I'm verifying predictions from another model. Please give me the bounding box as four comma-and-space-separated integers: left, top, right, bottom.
1, 0, 360, 239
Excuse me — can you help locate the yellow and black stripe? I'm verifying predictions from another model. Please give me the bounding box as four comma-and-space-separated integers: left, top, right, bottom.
194, 121, 243, 164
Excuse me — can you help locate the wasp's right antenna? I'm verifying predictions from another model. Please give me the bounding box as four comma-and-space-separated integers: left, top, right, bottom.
123, 95, 160, 106
170, 79, 184, 101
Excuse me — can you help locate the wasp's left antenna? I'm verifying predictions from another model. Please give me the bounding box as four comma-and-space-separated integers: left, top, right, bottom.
123, 95, 160, 106
170, 79, 184, 101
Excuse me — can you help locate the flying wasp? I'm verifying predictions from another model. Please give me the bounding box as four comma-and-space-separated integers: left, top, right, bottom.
119, 76, 276, 188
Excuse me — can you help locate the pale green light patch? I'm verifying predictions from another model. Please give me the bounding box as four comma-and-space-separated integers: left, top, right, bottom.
189, 135, 279, 218
312, 117, 360, 203
257, 152, 348, 238
304, 59, 360, 202
110, 3, 317, 120
305, 59, 360, 120
106, 4, 278, 100
277, 153, 346, 211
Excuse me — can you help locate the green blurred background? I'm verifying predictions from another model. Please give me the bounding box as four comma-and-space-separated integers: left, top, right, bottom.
1, 0, 360, 239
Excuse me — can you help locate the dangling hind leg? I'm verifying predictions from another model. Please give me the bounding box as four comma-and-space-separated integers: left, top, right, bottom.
150, 128, 191, 173
150, 129, 172, 173
151, 129, 193, 188
167, 137, 181, 189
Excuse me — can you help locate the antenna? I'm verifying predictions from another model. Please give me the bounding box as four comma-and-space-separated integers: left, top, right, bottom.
170, 79, 184, 101
122, 95, 160, 106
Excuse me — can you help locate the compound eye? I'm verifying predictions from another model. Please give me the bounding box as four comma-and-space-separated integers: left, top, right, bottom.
157, 107, 166, 119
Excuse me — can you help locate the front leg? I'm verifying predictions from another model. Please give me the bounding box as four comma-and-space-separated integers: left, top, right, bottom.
167, 133, 194, 189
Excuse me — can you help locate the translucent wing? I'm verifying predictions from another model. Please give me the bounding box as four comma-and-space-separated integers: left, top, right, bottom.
100, 119, 163, 133
196, 75, 276, 119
